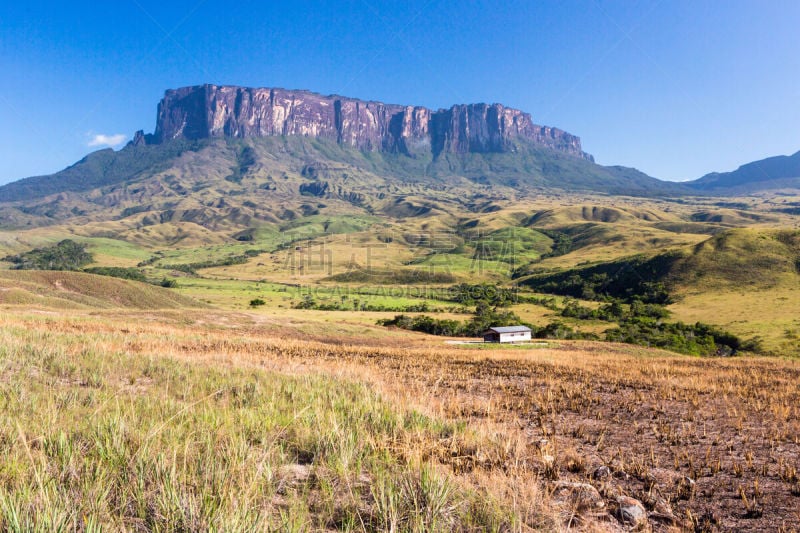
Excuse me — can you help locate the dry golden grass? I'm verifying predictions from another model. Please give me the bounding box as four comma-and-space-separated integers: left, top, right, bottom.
2, 306, 799, 531
0, 271, 202, 309
0, 309, 537, 531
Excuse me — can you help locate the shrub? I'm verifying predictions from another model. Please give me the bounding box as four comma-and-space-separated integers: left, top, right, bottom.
379, 303, 531, 338
604, 319, 744, 356
449, 283, 519, 307
3, 239, 93, 271
378, 314, 464, 336
560, 298, 669, 322
83, 266, 147, 282
533, 322, 598, 340
326, 269, 456, 284
162, 253, 253, 274
521, 252, 681, 304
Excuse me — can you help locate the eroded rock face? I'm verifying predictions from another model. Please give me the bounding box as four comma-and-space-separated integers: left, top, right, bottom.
152, 84, 592, 160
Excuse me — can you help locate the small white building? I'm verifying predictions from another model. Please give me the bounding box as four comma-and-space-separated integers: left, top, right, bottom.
483, 326, 532, 343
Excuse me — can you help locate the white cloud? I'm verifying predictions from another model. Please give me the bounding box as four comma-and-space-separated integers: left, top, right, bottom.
87, 133, 127, 147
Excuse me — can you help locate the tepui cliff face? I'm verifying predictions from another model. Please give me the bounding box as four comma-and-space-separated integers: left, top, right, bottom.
150, 84, 593, 160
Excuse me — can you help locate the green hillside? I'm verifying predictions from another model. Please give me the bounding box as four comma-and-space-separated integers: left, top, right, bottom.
519, 228, 800, 296
670, 229, 800, 288
0, 140, 211, 203
515, 228, 800, 354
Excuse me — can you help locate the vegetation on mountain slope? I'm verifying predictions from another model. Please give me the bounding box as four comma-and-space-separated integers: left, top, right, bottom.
518, 251, 679, 303
2, 239, 93, 271
82, 266, 148, 282
518, 228, 800, 299
671, 228, 800, 289
0, 140, 211, 203
0, 136, 683, 215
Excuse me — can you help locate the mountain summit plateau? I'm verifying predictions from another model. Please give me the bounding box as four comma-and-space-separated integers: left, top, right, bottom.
147, 84, 593, 160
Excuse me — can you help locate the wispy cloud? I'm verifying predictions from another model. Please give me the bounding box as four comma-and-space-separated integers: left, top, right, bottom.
87, 133, 127, 147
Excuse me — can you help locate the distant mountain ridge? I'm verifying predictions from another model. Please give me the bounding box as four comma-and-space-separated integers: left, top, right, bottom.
688, 150, 800, 192
150, 84, 593, 160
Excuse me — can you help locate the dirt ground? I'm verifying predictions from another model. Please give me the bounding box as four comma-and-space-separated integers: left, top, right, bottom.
247, 333, 800, 531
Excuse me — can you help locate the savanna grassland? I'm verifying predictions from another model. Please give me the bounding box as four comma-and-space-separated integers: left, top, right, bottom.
0, 310, 525, 532
2, 192, 799, 349
1, 174, 799, 532
1, 307, 799, 531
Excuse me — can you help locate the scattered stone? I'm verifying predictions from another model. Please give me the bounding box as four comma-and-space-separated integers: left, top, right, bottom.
642, 494, 678, 525
651, 495, 673, 516
552, 481, 605, 510
592, 465, 612, 480
616, 495, 647, 526
610, 460, 629, 480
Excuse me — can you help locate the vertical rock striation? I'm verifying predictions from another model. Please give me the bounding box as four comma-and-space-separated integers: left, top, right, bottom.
153, 84, 592, 160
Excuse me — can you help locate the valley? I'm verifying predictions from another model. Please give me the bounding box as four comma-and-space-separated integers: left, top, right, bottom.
2, 179, 797, 356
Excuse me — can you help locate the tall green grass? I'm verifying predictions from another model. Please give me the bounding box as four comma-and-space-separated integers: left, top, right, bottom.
0, 320, 515, 531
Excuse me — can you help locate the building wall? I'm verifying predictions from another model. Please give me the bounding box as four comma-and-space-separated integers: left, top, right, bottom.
498, 332, 531, 343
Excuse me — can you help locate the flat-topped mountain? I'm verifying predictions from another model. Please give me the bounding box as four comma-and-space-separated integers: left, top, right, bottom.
151, 84, 593, 160
0, 84, 689, 216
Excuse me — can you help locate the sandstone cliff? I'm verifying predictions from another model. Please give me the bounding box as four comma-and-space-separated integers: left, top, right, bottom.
152, 84, 592, 160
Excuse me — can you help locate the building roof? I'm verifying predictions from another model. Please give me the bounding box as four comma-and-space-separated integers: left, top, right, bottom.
484, 326, 532, 334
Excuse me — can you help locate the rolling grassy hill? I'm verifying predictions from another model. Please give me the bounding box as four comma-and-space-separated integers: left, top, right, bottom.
0, 270, 204, 309
517, 227, 800, 353
671, 228, 800, 289
519, 228, 800, 294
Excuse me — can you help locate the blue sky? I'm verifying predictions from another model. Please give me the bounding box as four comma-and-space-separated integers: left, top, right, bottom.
1, 0, 798, 184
